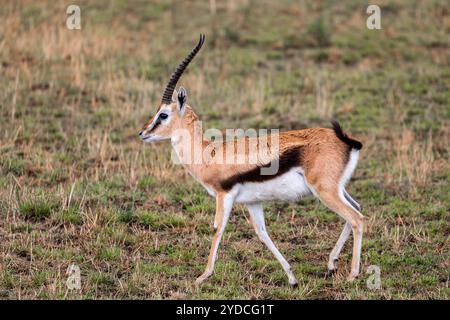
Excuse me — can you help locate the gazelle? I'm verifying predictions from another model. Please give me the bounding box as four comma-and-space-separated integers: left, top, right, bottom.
139, 34, 364, 286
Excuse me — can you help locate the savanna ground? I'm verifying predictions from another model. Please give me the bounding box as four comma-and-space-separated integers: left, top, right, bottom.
0, 0, 449, 300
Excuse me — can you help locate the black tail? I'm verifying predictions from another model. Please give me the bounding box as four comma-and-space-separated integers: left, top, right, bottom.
331, 120, 363, 150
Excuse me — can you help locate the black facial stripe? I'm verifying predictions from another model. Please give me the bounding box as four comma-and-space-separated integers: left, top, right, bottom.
220, 146, 304, 191
149, 118, 161, 133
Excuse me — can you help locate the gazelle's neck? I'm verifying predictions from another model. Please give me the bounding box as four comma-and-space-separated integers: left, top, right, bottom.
170, 107, 206, 178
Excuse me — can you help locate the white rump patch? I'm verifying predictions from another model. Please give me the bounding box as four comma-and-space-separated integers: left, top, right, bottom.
339, 149, 360, 210
341, 149, 359, 187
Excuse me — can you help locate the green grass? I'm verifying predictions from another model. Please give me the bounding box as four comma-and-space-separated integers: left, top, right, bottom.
19, 198, 59, 220
0, 0, 448, 299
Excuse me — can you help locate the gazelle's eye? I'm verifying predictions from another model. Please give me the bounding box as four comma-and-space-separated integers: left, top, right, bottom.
159, 113, 168, 120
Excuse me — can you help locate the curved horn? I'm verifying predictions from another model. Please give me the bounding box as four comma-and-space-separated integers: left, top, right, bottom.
161, 34, 205, 104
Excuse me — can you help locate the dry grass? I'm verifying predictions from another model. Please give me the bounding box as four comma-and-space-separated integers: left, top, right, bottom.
392, 128, 435, 192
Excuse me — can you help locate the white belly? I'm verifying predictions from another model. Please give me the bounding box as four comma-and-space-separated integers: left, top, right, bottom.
234, 167, 312, 203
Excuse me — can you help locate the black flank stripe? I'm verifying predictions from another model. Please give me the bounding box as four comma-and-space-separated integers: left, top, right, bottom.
220, 147, 303, 191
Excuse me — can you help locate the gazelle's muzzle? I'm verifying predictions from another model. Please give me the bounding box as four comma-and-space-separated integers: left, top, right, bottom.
139, 126, 166, 143
139, 128, 155, 142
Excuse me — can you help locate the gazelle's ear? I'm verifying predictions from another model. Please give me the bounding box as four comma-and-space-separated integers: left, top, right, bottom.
177, 87, 187, 116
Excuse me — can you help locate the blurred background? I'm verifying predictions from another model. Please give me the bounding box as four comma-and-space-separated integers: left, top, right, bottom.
0, 0, 448, 299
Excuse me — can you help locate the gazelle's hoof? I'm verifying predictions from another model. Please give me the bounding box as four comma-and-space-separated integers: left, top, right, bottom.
195, 272, 212, 285
288, 276, 298, 287
327, 258, 337, 272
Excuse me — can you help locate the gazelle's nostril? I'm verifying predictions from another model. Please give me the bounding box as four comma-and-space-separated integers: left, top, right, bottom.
139, 131, 143, 136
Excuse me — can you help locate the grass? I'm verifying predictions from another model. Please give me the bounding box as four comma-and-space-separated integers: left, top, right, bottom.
0, 0, 449, 299
19, 197, 59, 220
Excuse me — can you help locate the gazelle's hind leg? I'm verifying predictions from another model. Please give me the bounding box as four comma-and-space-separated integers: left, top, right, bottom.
316, 188, 364, 281
327, 222, 351, 276
246, 203, 298, 286
327, 190, 361, 275
344, 189, 361, 212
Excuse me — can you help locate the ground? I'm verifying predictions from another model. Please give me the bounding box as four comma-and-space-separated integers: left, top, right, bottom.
0, 0, 449, 299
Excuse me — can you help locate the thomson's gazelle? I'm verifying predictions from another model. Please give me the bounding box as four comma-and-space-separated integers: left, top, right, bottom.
139, 35, 365, 285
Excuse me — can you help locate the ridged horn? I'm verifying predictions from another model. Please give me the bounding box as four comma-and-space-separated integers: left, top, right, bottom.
161, 34, 205, 104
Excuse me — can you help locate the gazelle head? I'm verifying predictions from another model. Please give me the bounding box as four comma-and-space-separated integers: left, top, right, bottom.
139, 34, 205, 142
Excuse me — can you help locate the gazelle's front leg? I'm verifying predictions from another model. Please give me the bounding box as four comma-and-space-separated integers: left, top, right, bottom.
213, 209, 221, 230
196, 192, 235, 284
